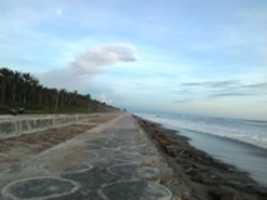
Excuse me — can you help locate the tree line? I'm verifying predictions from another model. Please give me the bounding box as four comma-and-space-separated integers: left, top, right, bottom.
0, 67, 113, 114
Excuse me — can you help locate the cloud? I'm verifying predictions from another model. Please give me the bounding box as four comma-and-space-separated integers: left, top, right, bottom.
175, 80, 267, 103
181, 80, 239, 88
209, 92, 252, 98
69, 43, 136, 75
242, 82, 267, 89
174, 99, 193, 104
39, 43, 137, 92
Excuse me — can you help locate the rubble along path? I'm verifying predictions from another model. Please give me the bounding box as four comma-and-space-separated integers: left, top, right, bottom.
0, 113, 175, 200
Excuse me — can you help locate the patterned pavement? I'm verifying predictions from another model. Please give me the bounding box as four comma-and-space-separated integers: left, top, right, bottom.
0, 114, 174, 200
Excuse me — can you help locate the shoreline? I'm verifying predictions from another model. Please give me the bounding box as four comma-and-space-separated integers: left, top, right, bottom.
179, 127, 267, 153
135, 116, 267, 200
180, 127, 267, 152
140, 113, 267, 151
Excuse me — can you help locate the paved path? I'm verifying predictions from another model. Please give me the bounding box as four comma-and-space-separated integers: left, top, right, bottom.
0, 113, 174, 200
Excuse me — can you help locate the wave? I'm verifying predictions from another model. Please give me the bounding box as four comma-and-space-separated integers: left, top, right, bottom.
137, 113, 267, 150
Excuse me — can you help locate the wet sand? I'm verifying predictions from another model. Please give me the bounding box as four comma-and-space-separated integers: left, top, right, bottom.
136, 116, 267, 200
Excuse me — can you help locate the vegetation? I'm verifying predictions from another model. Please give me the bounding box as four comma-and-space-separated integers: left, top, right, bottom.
0, 67, 115, 114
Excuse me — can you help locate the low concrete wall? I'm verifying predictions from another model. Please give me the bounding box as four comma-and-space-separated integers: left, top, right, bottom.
0, 114, 91, 139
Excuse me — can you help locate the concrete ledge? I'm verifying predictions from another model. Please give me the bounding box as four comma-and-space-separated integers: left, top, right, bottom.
0, 114, 91, 139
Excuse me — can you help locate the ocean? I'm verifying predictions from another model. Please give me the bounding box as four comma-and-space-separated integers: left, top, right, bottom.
137, 112, 267, 186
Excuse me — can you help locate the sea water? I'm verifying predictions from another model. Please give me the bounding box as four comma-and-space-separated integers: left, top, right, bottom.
138, 112, 267, 186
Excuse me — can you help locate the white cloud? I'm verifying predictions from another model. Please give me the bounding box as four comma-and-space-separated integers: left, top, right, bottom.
69, 43, 136, 75
39, 43, 137, 93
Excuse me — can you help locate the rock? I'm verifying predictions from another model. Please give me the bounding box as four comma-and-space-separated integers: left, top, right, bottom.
208, 187, 242, 200
221, 192, 240, 200
166, 145, 178, 157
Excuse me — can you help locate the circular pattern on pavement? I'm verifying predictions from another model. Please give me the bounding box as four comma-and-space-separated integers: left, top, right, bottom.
137, 166, 161, 180
145, 182, 173, 200
108, 163, 160, 180
2, 176, 80, 200
59, 163, 93, 175
108, 163, 138, 178
100, 180, 172, 200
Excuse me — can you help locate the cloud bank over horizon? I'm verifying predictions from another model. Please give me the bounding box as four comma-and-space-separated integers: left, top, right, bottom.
177, 80, 267, 100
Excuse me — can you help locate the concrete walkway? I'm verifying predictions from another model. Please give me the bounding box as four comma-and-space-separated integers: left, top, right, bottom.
0, 113, 174, 200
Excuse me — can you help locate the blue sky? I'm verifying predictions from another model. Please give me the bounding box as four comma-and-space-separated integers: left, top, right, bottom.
0, 0, 267, 120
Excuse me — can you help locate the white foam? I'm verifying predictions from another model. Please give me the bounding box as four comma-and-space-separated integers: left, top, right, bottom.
138, 113, 267, 150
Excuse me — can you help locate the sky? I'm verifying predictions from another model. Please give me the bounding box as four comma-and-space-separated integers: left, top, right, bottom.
0, 0, 267, 120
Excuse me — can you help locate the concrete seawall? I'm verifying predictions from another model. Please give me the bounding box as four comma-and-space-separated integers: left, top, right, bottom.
0, 114, 92, 139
